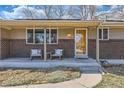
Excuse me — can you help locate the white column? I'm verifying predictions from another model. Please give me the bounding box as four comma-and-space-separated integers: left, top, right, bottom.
96, 27, 99, 62
44, 28, 47, 61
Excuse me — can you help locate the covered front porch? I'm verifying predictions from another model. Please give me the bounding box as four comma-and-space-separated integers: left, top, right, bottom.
0, 58, 101, 73
0, 20, 100, 62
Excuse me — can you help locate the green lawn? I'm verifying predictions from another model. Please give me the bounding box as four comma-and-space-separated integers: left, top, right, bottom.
95, 65, 124, 88
0, 67, 81, 86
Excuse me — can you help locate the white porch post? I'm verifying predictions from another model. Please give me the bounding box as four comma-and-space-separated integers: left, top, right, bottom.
96, 27, 100, 62
44, 28, 47, 61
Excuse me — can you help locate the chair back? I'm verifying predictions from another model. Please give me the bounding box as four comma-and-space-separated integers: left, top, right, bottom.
31, 49, 41, 55
54, 49, 63, 55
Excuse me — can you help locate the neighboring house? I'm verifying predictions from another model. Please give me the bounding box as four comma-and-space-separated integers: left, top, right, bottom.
0, 19, 124, 61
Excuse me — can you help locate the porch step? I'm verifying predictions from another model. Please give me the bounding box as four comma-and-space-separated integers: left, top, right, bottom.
79, 66, 101, 73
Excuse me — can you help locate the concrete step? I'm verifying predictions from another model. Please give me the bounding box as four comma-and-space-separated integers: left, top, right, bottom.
79, 66, 101, 73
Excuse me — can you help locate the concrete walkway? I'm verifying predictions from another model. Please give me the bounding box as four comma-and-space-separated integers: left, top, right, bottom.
7, 74, 102, 88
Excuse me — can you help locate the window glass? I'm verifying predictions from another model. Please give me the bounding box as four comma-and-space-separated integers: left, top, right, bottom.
35, 29, 44, 43
27, 29, 33, 43
99, 29, 102, 39
103, 29, 108, 39
46, 29, 50, 43
51, 29, 57, 43
26, 28, 58, 44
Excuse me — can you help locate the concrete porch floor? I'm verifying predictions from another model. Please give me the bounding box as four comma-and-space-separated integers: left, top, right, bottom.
0, 58, 101, 73
105, 59, 124, 64
0, 58, 98, 62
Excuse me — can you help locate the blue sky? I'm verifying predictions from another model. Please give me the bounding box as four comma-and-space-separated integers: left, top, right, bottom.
0, 5, 17, 12
97, 5, 111, 12
0, 5, 112, 19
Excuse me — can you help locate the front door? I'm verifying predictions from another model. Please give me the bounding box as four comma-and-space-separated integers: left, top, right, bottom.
75, 28, 88, 58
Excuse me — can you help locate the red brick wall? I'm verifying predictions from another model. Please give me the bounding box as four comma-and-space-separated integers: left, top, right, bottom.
47, 39, 74, 58
0, 39, 10, 59
9, 39, 75, 58
88, 39, 124, 59
1, 38, 124, 59
0, 28, 10, 59
88, 39, 96, 58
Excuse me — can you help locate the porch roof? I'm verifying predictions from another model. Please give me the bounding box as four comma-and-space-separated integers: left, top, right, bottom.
102, 22, 124, 28
0, 20, 100, 30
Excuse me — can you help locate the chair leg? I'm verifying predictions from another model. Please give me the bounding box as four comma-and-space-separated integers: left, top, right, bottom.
61, 56, 62, 60
30, 56, 32, 60
50, 56, 52, 60
59, 56, 61, 60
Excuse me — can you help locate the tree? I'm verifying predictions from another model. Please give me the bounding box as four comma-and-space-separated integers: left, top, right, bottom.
20, 6, 35, 19
1, 5, 97, 20
68, 5, 97, 20
111, 5, 124, 13
16, 6, 41, 19
36, 5, 54, 19
53, 5, 67, 19
89, 5, 97, 20
111, 5, 124, 19
97, 5, 124, 20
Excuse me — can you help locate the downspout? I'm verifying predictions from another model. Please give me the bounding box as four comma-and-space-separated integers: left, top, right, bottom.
96, 21, 102, 62
96, 21, 106, 74
97, 20, 104, 62
96, 21, 107, 74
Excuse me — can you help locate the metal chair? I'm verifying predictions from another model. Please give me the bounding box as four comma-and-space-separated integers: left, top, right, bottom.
50, 49, 64, 60
30, 49, 42, 60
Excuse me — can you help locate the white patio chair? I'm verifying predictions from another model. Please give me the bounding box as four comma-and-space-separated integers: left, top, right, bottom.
30, 49, 42, 60
50, 49, 64, 60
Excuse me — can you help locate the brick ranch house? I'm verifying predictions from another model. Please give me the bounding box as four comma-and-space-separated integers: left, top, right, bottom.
0, 19, 124, 62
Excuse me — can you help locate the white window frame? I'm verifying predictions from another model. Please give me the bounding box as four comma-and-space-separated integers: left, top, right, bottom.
34, 28, 45, 44
48, 27, 58, 44
49, 29, 51, 43
26, 28, 35, 44
26, 27, 58, 44
98, 27, 109, 40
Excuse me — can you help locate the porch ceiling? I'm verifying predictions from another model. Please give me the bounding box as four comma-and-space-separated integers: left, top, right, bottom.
1, 20, 100, 30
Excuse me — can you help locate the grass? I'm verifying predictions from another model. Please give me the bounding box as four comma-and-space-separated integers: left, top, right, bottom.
0, 67, 81, 86
95, 65, 124, 88
95, 73, 124, 88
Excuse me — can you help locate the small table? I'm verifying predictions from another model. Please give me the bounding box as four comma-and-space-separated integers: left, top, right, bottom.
46, 52, 51, 59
